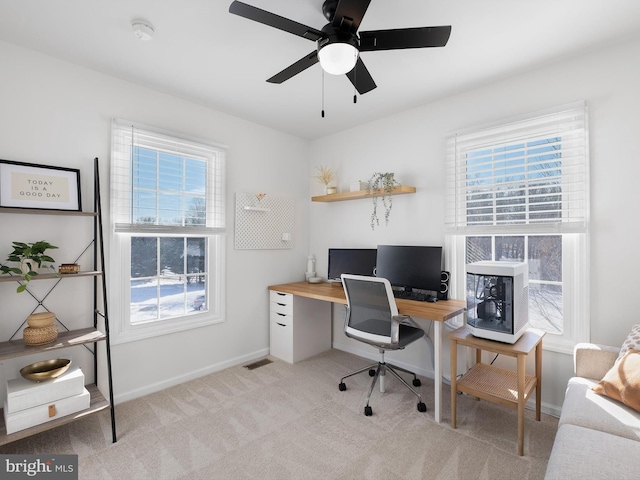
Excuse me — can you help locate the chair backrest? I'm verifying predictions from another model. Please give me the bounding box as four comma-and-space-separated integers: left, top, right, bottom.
341, 274, 399, 347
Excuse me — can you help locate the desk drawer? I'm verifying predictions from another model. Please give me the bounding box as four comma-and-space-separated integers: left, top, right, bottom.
270, 300, 293, 315
270, 315, 293, 363
270, 310, 292, 327
270, 291, 293, 305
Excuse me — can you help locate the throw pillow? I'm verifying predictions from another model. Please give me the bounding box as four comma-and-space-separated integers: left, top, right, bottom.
592, 348, 640, 413
618, 324, 640, 362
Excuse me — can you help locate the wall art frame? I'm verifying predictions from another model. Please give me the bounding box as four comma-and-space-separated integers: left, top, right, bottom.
0, 159, 81, 211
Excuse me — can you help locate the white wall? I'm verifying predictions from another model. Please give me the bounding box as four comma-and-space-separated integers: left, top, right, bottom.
0, 41, 310, 403
309, 35, 640, 414
2, 32, 639, 415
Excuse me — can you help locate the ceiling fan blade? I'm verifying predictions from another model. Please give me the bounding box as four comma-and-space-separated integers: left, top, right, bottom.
229, 1, 324, 41
267, 51, 319, 84
346, 58, 377, 94
359, 25, 452, 51
332, 0, 372, 33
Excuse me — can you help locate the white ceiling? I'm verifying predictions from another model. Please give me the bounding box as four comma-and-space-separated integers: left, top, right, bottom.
1, 0, 640, 140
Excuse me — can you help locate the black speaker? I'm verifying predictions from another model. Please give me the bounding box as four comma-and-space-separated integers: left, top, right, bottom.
438, 271, 450, 300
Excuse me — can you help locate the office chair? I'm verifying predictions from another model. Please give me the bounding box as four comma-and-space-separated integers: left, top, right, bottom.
338, 274, 427, 416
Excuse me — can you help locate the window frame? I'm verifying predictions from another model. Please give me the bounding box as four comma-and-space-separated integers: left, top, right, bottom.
444, 102, 589, 354
109, 119, 226, 344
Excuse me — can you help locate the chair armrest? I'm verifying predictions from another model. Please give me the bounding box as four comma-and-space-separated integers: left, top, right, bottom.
574, 343, 619, 379
390, 315, 409, 345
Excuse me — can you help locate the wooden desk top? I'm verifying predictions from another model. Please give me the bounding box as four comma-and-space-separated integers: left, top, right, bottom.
268, 281, 466, 322
447, 326, 545, 355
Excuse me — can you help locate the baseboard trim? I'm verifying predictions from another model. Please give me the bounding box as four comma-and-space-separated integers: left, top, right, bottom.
113, 348, 270, 404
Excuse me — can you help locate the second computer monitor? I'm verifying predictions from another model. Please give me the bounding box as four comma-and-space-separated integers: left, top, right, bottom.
376, 245, 443, 293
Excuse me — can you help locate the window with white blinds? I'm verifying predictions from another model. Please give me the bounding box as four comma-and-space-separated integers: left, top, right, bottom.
445, 102, 588, 234
111, 119, 226, 234
109, 119, 226, 343
444, 102, 590, 353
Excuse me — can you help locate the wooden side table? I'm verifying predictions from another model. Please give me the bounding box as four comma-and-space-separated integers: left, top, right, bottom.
448, 327, 545, 456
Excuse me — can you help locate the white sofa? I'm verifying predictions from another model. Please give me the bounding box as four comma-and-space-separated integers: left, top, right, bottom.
545, 343, 640, 479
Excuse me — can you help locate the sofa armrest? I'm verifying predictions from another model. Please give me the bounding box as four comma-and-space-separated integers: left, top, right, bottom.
574, 343, 619, 379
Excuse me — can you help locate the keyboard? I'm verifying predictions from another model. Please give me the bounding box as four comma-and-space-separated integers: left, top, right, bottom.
392, 290, 436, 302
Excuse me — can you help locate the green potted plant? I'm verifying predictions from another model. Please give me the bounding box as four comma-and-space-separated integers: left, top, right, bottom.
367, 172, 400, 229
0, 241, 58, 292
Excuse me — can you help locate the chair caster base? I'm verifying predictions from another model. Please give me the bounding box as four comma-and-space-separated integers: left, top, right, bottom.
338, 382, 346, 391
417, 402, 427, 413
413, 378, 421, 387
364, 405, 373, 416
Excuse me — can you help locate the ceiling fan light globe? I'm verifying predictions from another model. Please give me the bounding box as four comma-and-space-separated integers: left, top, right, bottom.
318, 43, 359, 75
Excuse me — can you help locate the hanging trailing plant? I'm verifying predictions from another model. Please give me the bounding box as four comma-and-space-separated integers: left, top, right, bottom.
367, 172, 400, 229
0, 241, 58, 293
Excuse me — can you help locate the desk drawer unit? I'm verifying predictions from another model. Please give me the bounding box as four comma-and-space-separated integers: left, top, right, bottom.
270, 291, 294, 316
269, 291, 331, 363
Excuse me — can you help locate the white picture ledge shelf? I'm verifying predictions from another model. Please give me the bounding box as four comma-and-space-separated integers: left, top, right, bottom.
311, 185, 416, 203
243, 206, 271, 212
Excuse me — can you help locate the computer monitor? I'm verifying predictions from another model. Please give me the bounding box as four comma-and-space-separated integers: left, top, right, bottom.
376, 245, 443, 294
327, 248, 377, 281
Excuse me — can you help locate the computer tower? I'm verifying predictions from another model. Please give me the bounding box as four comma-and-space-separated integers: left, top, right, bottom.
466, 261, 529, 344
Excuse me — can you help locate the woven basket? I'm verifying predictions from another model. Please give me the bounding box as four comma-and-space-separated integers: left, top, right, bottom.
23, 324, 58, 346
26, 312, 56, 329
59, 263, 80, 274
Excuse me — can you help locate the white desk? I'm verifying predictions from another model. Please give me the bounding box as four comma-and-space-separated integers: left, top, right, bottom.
268, 281, 466, 423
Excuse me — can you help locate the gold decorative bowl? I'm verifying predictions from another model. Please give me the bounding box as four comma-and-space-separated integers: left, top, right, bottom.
20, 359, 71, 382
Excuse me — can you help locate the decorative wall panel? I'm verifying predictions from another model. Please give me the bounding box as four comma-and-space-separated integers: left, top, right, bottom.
234, 193, 294, 249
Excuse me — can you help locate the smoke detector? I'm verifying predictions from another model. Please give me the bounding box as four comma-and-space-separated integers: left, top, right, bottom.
132, 20, 154, 41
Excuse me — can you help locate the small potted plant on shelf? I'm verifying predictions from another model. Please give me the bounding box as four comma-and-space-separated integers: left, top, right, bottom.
314, 165, 337, 194
0, 240, 58, 292
367, 172, 400, 229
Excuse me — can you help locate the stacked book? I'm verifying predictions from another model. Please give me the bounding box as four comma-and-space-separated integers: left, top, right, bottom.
4, 364, 90, 434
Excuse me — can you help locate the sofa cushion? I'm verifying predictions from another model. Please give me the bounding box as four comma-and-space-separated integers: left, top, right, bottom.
559, 376, 640, 441
545, 424, 640, 480
618, 324, 640, 361
574, 343, 619, 380
593, 348, 640, 413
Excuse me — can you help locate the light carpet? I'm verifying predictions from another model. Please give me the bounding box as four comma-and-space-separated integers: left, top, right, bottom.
0, 349, 558, 479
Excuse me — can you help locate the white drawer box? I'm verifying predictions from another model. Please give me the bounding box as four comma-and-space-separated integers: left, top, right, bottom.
268, 294, 331, 363
6, 364, 85, 414
270, 291, 293, 305
4, 387, 90, 434
270, 317, 294, 363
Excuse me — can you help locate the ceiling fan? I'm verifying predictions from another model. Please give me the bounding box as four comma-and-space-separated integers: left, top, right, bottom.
229, 0, 452, 95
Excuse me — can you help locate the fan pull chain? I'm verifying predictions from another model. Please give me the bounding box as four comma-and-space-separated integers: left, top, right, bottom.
321, 70, 325, 118
353, 58, 357, 104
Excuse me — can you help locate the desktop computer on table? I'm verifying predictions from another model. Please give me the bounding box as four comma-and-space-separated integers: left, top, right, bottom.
465, 261, 529, 344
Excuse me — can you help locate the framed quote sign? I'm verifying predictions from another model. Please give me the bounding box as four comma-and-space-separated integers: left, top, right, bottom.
0, 159, 81, 211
